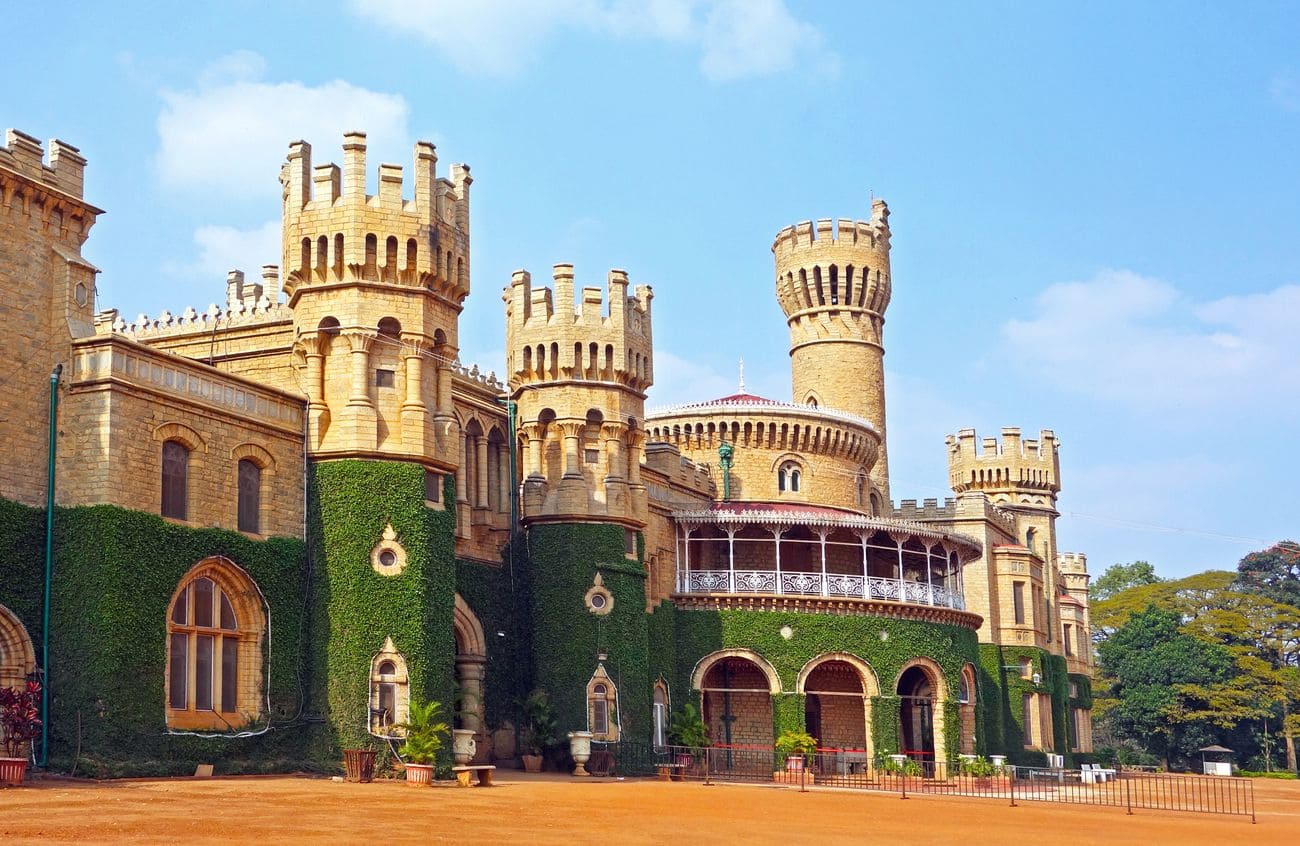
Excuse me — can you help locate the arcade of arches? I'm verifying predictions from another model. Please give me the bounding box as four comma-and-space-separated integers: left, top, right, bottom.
692, 651, 973, 761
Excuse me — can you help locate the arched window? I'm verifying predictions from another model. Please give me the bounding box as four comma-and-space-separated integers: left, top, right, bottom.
370, 639, 410, 736
592, 683, 610, 735
652, 682, 669, 749
237, 459, 261, 534
778, 462, 802, 494
161, 440, 190, 520
587, 667, 619, 741
166, 558, 265, 730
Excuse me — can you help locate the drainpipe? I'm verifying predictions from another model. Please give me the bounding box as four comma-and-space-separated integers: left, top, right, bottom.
40, 363, 62, 767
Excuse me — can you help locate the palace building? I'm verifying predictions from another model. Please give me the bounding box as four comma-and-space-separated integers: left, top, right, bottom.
0, 125, 1093, 776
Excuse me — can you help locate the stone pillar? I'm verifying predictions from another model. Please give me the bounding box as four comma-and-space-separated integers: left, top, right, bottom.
526, 424, 544, 477
302, 333, 329, 448
497, 442, 511, 512
400, 334, 428, 454
455, 656, 489, 763
601, 422, 628, 517
560, 420, 584, 479
475, 434, 489, 506
342, 330, 377, 447
433, 344, 457, 456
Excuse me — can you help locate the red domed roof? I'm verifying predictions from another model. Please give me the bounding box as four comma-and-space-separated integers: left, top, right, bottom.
704, 392, 780, 405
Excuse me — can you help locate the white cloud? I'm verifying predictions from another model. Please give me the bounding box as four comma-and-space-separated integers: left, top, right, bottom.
1001, 269, 1300, 415
156, 51, 410, 200
161, 220, 282, 293
348, 0, 829, 81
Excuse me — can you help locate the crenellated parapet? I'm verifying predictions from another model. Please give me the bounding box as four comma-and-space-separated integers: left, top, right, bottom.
279, 132, 471, 310
505, 264, 653, 395
507, 264, 654, 528
95, 268, 292, 341
0, 129, 101, 238
946, 427, 1061, 505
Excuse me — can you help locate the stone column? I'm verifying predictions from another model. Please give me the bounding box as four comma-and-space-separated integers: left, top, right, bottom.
341, 329, 377, 447
455, 656, 488, 762
497, 442, 511, 512
344, 330, 374, 408
525, 423, 544, 478
301, 333, 329, 448
457, 434, 469, 503
400, 334, 429, 454
475, 433, 489, 506
601, 421, 628, 517
560, 420, 584, 479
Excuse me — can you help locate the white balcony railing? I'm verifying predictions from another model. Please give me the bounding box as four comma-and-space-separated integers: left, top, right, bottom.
679, 569, 965, 610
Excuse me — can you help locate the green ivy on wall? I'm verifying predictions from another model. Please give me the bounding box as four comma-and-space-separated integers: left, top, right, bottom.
659, 603, 982, 755
307, 460, 458, 772
976, 643, 1074, 765
522, 523, 650, 743
0, 498, 315, 777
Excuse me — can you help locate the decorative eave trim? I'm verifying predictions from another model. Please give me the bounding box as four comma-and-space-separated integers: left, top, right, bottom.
673, 509, 983, 555
647, 400, 879, 437
670, 593, 983, 630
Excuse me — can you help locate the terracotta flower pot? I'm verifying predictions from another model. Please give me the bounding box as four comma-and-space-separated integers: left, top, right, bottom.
404, 762, 435, 786
522, 753, 543, 773
0, 757, 29, 786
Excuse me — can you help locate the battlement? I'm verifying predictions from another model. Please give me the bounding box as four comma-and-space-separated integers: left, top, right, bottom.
280, 132, 470, 304
946, 427, 1061, 497
1057, 552, 1088, 574
0, 129, 91, 200
894, 497, 957, 521
772, 203, 890, 257
505, 264, 654, 394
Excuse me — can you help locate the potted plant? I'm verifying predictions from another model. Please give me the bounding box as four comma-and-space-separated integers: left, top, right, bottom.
518, 689, 557, 773
774, 729, 817, 783
0, 680, 41, 786
396, 700, 449, 786
667, 701, 710, 770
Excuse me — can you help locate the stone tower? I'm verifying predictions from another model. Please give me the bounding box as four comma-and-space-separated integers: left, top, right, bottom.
282, 132, 471, 464
505, 265, 654, 527
773, 200, 892, 503
0, 129, 101, 506
946, 427, 1062, 560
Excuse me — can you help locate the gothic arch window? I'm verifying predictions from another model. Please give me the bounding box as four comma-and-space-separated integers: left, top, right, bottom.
162, 440, 190, 520
652, 681, 670, 749
166, 558, 266, 730
237, 459, 261, 534
587, 666, 619, 741
369, 639, 410, 736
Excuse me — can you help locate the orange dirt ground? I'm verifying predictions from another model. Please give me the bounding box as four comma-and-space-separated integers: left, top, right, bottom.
2, 772, 1297, 845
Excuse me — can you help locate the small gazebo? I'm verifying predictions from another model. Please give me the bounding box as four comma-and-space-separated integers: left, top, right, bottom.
1199, 744, 1234, 776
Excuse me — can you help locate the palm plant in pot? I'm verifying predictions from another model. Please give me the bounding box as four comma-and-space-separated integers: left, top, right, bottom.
775, 729, 817, 778
667, 702, 710, 771
0, 680, 41, 786
517, 689, 557, 773
396, 699, 448, 786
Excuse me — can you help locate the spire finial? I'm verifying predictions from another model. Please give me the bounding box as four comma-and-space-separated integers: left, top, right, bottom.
738, 357, 745, 393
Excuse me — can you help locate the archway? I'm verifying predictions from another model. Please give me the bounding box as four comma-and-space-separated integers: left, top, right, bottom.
695, 652, 777, 770
896, 662, 945, 762
0, 603, 35, 692
797, 654, 878, 760
453, 594, 488, 762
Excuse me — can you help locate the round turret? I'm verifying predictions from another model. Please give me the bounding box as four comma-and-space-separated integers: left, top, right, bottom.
773, 199, 892, 501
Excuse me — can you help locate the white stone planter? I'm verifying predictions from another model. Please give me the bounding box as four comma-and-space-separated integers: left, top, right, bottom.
452, 729, 477, 766
990, 754, 1007, 771
568, 731, 593, 777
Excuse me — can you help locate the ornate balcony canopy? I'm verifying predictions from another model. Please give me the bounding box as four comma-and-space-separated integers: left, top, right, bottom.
671, 502, 982, 623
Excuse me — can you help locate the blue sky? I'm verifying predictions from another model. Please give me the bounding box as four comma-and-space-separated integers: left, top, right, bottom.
7, 2, 1298, 578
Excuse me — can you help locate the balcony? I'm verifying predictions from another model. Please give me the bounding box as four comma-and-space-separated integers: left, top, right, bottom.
678, 569, 966, 610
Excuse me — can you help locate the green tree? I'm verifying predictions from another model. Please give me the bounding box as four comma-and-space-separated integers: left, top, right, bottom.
1091, 560, 1162, 602
1097, 605, 1235, 768
1234, 541, 1300, 609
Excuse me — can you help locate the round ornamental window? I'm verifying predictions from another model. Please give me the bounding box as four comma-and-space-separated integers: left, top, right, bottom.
584, 574, 613, 616
370, 524, 408, 577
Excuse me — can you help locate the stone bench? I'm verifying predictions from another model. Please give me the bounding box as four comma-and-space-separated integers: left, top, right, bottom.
453, 765, 496, 787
